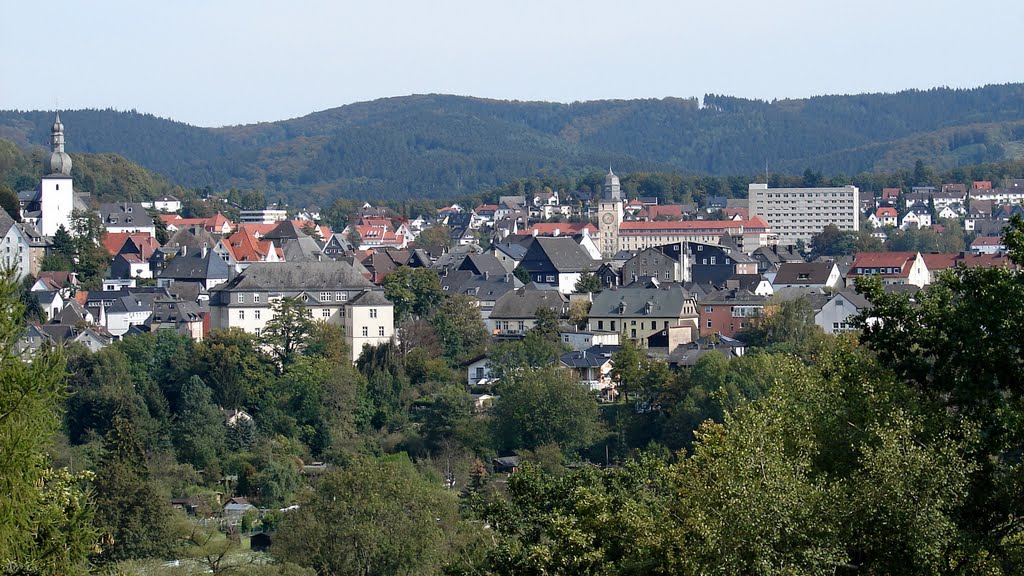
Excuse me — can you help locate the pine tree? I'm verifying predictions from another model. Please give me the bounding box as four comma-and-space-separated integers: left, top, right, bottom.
0, 268, 97, 574
174, 376, 227, 471
92, 416, 173, 564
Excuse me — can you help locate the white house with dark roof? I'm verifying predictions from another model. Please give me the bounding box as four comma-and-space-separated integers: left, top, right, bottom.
98, 202, 156, 236
772, 262, 841, 291
516, 236, 597, 294
815, 289, 872, 334
208, 261, 393, 363
0, 210, 30, 280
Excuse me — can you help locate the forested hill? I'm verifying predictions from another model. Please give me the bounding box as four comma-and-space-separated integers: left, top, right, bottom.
3, 84, 1024, 201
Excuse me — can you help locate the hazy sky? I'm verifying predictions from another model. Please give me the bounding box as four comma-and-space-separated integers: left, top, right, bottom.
3, 1, 1021, 127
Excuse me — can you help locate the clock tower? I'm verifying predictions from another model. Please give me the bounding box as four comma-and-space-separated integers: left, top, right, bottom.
597, 168, 623, 259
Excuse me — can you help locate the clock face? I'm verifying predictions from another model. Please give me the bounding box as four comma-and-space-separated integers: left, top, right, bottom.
602, 213, 615, 224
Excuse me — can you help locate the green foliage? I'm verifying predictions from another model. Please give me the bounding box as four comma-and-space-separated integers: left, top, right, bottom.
492, 366, 600, 454
262, 297, 316, 368
0, 183, 19, 221
0, 268, 97, 574
741, 297, 826, 356
6, 88, 1024, 202
512, 264, 530, 285
429, 294, 488, 365
382, 266, 443, 320
273, 455, 466, 576
173, 376, 226, 472
416, 225, 452, 255
573, 270, 602, 294
92, 416, 173, 564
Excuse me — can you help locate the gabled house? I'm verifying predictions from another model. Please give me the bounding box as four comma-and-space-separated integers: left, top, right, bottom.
772, 262, 841, 291
488, 288, 569, 338
847, 252, 930, 287
587, 285, 699, 346
870, 206, 898, 228
98, 202, 156, 236
971, 236, 1005, 255
157, 246, 233, 292
560, 345, 618, 394
0, 210, 31, 280
516, 237, 596, 294
815, 289, 872, 334
900, 205, 932, 229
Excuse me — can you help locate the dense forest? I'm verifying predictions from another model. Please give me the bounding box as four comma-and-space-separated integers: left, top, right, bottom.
2, 84, 1024, 203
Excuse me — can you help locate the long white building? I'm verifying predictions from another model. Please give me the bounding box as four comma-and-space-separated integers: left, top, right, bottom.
208, 261, 394, 363
748, 183, 859, 245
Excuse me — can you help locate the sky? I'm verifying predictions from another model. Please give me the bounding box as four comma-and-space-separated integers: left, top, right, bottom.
3, 0, 1022, 127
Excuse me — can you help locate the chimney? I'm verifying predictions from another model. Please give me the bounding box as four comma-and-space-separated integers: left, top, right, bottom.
553, 228, 560, 237
201, 243, 208, 258
181, 245, 187, 256
532, 229, 538, 237
484, 271, 489, 280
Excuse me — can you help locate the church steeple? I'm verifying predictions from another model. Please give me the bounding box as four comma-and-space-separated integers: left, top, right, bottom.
45, 111, 72, 176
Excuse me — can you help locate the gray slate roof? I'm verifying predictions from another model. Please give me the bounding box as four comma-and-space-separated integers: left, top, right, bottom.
590, 285, 692, 318
159, 251, 232, 282
216, 261, 374, 291
774, 262, 835, 285
348, 290, 391, 306
490, 288, 569, 319
560, 345, 620, 368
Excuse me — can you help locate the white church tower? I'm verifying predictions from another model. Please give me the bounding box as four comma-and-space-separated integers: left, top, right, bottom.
39, 112, 74, 236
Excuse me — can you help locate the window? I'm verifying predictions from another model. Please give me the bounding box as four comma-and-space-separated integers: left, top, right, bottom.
369, 308, 378, 318
706, 319, 712, 328
705, 306, 713, 313
237, 293, 244, 304
475, 367, 485, 379
254, 293, 260, 303
664, 321, 669, 329
254, 310, 261, 319
518, 321, 525, 332
340, 292, 348, 301
361, 326, 368, 337
610, 321, 616, 331
238, 310, 245, 320
597, 320, 604, 330
254, 328, 261, 337
321, 292, 332, 301
631, 320, 636, 326
378, 326, 385, 336
546, 275, 555, 283
710, 256, 716, 265
322, 309, 331, 318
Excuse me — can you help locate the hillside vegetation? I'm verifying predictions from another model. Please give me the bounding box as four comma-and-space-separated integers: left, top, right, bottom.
2, 84, 1024, 202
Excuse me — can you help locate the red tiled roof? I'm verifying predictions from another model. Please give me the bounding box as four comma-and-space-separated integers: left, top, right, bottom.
519, 222, 597, 236
881, 188, 901, 199
971, 236, 1004, 246
225, 228, 277, 262
922, 253, 957, 272
723, 207, 749, 220
640, 205, 684, 220
102, 232, 159, 257
973, 181, 992, 190
955, 253, 1015, 269
848, 252, 919, 277
875, 207, 897, 218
